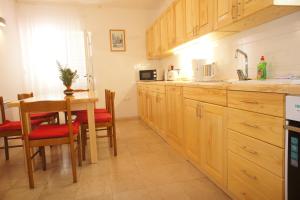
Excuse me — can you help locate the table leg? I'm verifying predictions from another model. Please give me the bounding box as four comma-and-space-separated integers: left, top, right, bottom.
87, 102, 97, 163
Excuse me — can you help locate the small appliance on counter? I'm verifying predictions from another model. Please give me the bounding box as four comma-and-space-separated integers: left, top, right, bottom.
285, 95, 300, 200
192, 59, 216, 82
138, 68, 164, 81
167, 65, 179, 81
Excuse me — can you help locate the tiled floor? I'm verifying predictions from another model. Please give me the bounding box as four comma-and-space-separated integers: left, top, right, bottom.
0, 119, 230, 200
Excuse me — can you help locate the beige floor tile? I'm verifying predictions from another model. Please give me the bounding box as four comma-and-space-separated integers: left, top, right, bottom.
0, 119, 231, 200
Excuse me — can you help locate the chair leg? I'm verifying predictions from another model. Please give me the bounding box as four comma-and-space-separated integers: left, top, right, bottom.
112, 125, 117, 156
56, 113, 60, 125
4, 137, 9, 160
108, 127, 113, 148
77, 134, 82, 167
40, 147, 46, 171
81, 126, 87, 161
25, 143, 34, 188
69, 142, 77, 183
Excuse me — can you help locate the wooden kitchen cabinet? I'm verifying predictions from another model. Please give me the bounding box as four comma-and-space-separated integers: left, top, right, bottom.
146, 28, 154, 59
166, 86, 184, 147
166, 5, 176, 49
153, 20, 161, 58
174, 0, 186, 46
201, 103, 227, 187
214, 0, 237, 30
238, 0, 276, 19
160, 13, 169, 55
186, 0, 213, 40
155, 92, 167, 138
183, 99, 202, 165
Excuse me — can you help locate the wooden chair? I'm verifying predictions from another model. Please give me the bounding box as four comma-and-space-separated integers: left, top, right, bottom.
0, 96, 42, 160
76, 91, 117, 160
18, 92, 60, 124
20, 98, 82, 188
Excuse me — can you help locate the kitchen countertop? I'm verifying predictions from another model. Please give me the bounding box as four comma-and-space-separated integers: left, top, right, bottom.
137, 80, 300, 95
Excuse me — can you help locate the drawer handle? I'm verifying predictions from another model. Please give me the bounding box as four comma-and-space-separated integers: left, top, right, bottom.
242, 122, 259, 129
240, 100, 259, 104
242, 146, 258, 155
242, 169, 257, 180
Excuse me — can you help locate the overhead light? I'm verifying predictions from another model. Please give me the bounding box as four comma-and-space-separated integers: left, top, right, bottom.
0, 17, 6, 27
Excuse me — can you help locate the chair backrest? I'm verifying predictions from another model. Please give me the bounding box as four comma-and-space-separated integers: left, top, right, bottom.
0, 96, 6, 123
109, 91, 116, 124
20, 98, 74, 139
18, 92, 34, 100
105, 89, 110, 112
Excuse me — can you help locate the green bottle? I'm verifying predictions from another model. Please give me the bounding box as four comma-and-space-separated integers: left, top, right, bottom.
257, 56, 267, 80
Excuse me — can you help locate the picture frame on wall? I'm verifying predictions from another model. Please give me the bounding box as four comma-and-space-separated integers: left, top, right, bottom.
110, 29, 126, 52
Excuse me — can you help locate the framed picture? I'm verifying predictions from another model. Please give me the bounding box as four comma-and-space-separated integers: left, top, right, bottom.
110, 29, 126, 52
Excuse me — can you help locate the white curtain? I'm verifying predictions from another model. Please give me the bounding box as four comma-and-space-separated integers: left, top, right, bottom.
17, 4, 87, 96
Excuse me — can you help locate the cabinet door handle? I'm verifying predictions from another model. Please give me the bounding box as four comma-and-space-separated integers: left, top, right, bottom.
241, 146, 258, 155
240, 100, 259, 104
242, 122, 259, 129
242, 169, 257, 180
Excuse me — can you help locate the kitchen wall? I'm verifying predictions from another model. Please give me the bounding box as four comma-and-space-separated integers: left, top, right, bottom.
0, 0, 24, 120
80, 6, 156, 119
159, 11, 300, 80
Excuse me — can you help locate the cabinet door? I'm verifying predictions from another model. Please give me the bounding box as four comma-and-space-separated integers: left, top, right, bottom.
156, 93, 167, 138
160, 14, 169, 54
137, 87, 143, 118
214, 0, 237, 29
166, 5, 176, 49
238, 0, 273, 19
153, 21, 161, 58
185, 0, 199, 39
201, 103, 227, 186
174, 0, 186, 45
146, 28, 154, 59
166, 86, 183, 145
183, 99, 202, 165
147, 91, 156, 127
197, 0, 213, 36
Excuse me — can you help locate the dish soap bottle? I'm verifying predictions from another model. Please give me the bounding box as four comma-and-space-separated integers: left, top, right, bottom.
257, 56, 267, 80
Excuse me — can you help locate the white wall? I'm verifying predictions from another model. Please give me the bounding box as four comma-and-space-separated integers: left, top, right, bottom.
79, 6, 156, 119
159, 11, 300, 80
0, 0, 24, 120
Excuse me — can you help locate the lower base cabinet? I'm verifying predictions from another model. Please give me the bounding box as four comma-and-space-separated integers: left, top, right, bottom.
228, 152, 284, 200
183, 99, 227, 188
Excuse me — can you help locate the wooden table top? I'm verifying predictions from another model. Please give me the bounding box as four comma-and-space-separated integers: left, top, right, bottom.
6, 91, 98, 108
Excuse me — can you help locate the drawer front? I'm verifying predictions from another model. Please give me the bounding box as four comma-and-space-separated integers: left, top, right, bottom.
155, 85, 166, 93
228, 130, 284, 177
228, 152, 284, 200
228, 91, 285, 117
228, 108, 284, 147
183, 87, 227, 106
166, 86, 182, 95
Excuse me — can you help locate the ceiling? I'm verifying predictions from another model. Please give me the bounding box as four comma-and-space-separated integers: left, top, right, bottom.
17, 0, 164, 9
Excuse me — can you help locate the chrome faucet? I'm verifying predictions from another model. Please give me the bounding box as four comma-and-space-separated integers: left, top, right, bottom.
235, 49, 250, 80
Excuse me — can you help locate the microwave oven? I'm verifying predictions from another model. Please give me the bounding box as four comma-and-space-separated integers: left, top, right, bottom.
139, 69, 163, 81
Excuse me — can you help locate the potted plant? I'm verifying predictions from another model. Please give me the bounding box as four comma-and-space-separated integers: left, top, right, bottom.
57, 61, 79, 96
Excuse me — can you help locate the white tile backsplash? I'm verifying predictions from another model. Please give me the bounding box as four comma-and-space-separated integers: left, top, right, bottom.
159, 11, 300, 80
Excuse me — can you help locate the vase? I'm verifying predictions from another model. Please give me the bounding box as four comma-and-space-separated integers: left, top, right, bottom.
64, 86, 74, 96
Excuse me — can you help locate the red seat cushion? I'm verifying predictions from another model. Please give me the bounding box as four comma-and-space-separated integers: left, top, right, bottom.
30, 112, 56, 120
29, 122, 80, 140
0, 119, 43, 132
76, 112, 112, 124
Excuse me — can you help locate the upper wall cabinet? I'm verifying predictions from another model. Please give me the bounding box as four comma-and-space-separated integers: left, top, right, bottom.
186, 0, 213, 40
146, 0, 300, 60
215, 0, 300, 31
167, 5, 176, 50
174, 0, 186, 46
146, 28, 154, 59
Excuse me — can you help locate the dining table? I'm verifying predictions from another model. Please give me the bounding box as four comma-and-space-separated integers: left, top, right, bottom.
6, 91, 99, 164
